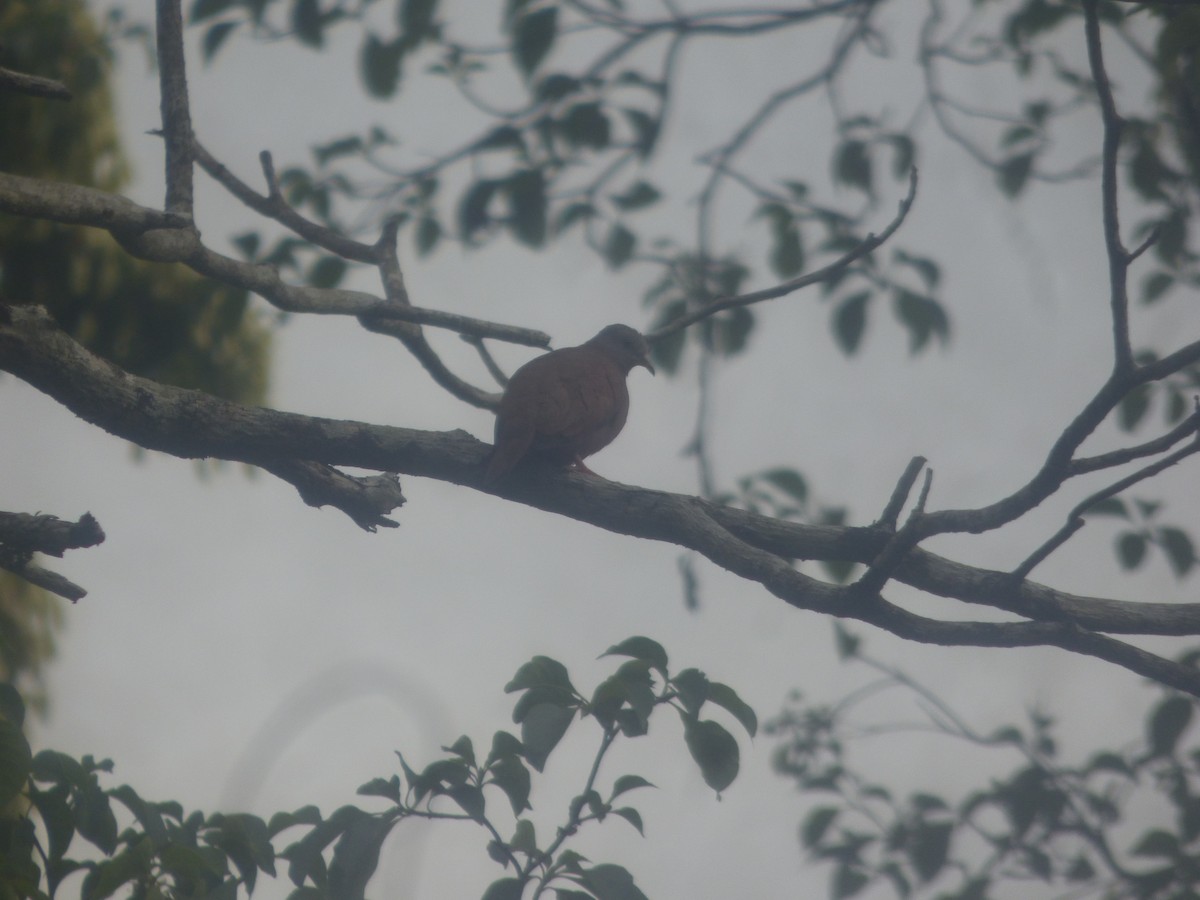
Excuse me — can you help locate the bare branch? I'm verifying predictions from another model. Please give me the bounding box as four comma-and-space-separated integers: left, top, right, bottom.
0, 65, 72, 100
1083, 0, 1132, 374
647, 168, 919, 342
0, 511, 104, 602
156, 0, 195, 217
876, 456, 928, 529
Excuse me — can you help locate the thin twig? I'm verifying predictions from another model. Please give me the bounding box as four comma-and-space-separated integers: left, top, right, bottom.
648, 168, 919, 342
155, 0, 194, 217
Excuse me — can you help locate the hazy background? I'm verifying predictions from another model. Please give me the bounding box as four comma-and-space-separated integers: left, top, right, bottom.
5, 3, 1198, 895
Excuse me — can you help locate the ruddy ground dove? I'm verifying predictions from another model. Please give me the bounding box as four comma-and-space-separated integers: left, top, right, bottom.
484, 324, 655, 480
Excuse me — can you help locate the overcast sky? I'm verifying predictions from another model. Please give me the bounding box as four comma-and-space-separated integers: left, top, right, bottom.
7, 3, 1200, 897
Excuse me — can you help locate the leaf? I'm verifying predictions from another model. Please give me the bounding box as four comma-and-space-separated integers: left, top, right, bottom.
604, 223, 636, 269
706, 682, 757, 737
506, 655, 575, 694
768, 210, 804, 278
1157, 527, 1196, 577
487, 755, 532, 815
802, 806, 839, 848
0, 717, 31, 807
887, 133, 915, 179
202, 21, 239, 61
832, 863, 869, 899
1142, 271, 1175, 305
833, 140, 872, 194
1118, 384, 1151, 431
623, 107, 659, 157
506, 170, 547, 247
459, 179, 499, 242
894, 289, 949, 353
610, 181, 661, 212
328, 813, 395, 900
602, 637, 668, 674
579, 862, 650, 900
1116, 531, 1148, 570
361, 34, 405, 99
833, 291, 871, 354
683, 719, 739, 793
512, 7, 558, 77
998, 152, 1034, 197
292, 0, 324, 48
610, 774, 655, 800
1131, 828, 1180, 858
0, 684, 25, 727
190, 0, 239, 23
670, 669, 709, 717
893, 249, 940, 290
834, 623, 861, 660
400, 0, 438, 39
761, 467, 808, 503
520, 702, 574, 772
307, 256, 347, 289
481, 877, 525, 900
560, 102, 610, 150
1147, 695, 1193, 757
611, 807, 645, 836
907, 820, 952, 882
415, 215, 442, 256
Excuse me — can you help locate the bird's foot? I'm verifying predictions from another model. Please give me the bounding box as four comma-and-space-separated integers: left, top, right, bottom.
569, 458, 600, 476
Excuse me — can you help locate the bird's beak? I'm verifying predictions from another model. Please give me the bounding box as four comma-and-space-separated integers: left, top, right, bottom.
640, 355, 656, 376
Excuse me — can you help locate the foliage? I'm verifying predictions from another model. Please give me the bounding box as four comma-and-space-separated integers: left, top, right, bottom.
1, 638, 754, 899
769, 630, 1200, 900
0, 0, 271, 406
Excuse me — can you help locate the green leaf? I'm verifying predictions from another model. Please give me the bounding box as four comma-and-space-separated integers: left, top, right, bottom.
623, 107, 659, 157
328, 812, 395, 900
670, 669, 709, 717
833, 140, 872, 194
509, 818, 538, 855
893, 249, 940, 290
520, 702, 574, 771
475, 125, 525, 152
190, 0, 239, 23
1142, 271, 1175, 305
361, 34, 405, 98
610, 181, 661, 212
887, 133, 915, 179
1147, 695, 1193, 757
292, 0, 324, 48
604, 223, 636, 269
314, 136, 364, 167
761, 467, 808, 503
459, 179, 499, 242
768, 210, 804, 278
610, 774, 655, 800
415, 215, 442, 256
603, 637, 668, 674
683, 719, 739, 793
579, 862, 650, 900
560, 102, 610, 150
998, 153, 1034, 197
202, 21, 239, 61
482, 877, 525, 900
908, 820, 952, 882
487, 754, 532, 815
706, 682, 757, 737
1157, 527, 1196, 577
536, 73, 581, 101
1118, 384, 1151, 431
832, 863, 869, 899
0, 718, 31, 807
506, 170, 547, 247
611, 806, 644, 836
833, 291, 870, 354
486, 730, 525, 766
1116, 531, 1148, 570
1131, 828, 1180, 858
802, 806, 839, 848
834, 623, 861, 660
894, 289, 948, 353
0, 683, 25, 727
512, 7, 558, 77
506, 655, 575, 694
555, 201, 596, 234
308, 255, 347, 289
400, 0, 438, 39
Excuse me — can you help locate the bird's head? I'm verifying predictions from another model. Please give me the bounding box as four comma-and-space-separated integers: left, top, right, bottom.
591, 324, 656, 375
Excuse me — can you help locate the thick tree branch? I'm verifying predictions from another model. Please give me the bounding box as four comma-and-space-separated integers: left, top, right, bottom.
5, 303, 1200, 694
0, 511, 104, 602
